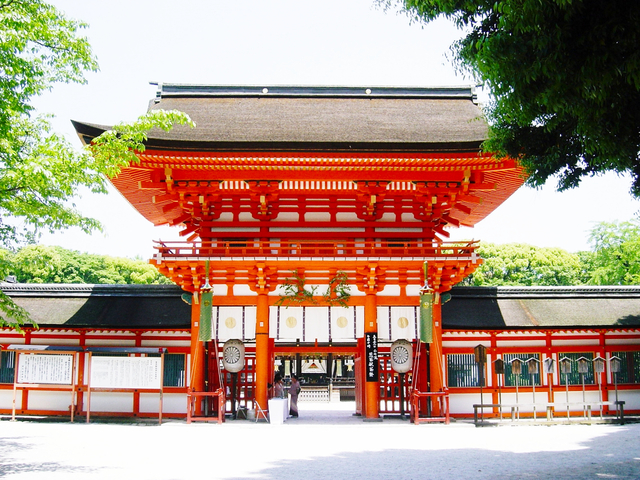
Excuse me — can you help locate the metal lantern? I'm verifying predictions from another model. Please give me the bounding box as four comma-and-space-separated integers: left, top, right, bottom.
474, 344, 487, 364
559, 356, 573, 420
577, 356, 589, 417
593, 356, 606, 417
593, 356, 606, 373
577, 356, 590, 374
543, 357, 555, 375
610, 355, 622, 411
494, 358, 505, 375
494, 358, 505, 420
510, 358, 523, 418
526, 358, 540, 419
526, 357, 540, 375
610, 356, 622, 373
510, 357, 523, 375
559, 357, 573, 374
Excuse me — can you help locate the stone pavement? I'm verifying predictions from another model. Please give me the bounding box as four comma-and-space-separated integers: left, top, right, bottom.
1, 402, 639, 479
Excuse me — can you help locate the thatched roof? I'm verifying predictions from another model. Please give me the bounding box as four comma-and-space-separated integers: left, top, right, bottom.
1, 284, 190, 329
2, 284, 640, 331
74, 84, 488, 152
443, 286, 640, 329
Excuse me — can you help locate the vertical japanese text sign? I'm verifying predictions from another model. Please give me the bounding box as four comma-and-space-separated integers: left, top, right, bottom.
365, 332, 378, 382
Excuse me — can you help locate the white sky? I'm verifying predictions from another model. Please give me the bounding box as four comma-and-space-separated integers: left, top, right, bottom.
34, 0, 640, 258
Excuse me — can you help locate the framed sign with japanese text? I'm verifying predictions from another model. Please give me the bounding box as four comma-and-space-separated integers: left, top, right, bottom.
365, 332, 378, 382
17, 354, 73, 385
90, 356, 162, 389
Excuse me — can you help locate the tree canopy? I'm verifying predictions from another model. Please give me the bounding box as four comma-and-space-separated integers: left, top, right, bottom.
586, 220, 640, 285
461, 220, 640, 287
461, 243, 585, 286
385, 0, 640, 196
0, 1, 193, 328
7, 245, 172, 285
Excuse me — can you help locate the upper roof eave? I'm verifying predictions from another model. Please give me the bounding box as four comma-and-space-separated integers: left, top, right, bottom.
71, 120, 485, 154
153, 83, 479, 100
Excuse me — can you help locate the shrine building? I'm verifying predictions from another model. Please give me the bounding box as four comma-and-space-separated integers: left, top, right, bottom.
0, 84, 638, 422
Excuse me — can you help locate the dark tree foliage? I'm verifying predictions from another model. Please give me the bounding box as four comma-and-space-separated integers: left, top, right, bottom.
385, 0, 640, 195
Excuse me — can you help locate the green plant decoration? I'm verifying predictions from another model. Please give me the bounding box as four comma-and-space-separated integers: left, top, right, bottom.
276, 270, 351, 308
323, 271, 351, 308
276, 270, 318, 306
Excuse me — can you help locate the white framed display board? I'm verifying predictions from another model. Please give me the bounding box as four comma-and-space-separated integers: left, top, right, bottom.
85, 348, 166, 424
7, 345, 81, 422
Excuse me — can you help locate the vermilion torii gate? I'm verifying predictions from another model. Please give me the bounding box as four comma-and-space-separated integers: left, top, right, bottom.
74, 84, 525, 419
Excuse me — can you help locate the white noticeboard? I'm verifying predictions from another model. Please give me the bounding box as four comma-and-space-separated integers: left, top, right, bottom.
90, 356, 162, 389
17, 354, 74, 385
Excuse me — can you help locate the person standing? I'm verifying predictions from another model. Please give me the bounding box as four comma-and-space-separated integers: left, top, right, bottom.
289, 374, 301, 417
273, 373, 284, 398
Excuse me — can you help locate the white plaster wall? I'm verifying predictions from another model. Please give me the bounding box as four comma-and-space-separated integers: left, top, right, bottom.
28, 391, 74, 412
0, 389, 20, 410
617, 390, 640, 410
449, 393, 482, 415
87, 392, 133, 413
139, 393, 187, 414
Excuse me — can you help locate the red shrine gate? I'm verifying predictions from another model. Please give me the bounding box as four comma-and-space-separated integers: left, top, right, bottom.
73, 84, 526, 420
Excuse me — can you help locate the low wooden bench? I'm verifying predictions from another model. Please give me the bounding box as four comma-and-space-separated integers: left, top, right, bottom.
473, 400, 625, 426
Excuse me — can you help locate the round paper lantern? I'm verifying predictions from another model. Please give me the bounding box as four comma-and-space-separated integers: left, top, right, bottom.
222, 339, 245, 373
390, 339, 413, 374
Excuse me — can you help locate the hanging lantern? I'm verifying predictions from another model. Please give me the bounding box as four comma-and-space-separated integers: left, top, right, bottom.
222, 339, 245, 373
390, 339, 413, 374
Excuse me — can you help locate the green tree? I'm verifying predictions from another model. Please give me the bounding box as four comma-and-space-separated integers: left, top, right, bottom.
587, 220, 640, 285
384, 1, 640, 196
8, 245, 171, 285
463, 243, 583, 286
0, 1, 192, 328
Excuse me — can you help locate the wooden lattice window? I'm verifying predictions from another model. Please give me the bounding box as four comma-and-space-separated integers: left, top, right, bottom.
503, 353, 541, 386
447, 353, 480, 388
0, 351, 15, 384
611, 351, 640, 384
558, 352, 595, 385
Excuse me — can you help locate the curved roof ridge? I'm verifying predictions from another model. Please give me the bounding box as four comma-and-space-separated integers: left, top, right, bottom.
152, 83, 478, 100
0, 283, 183, 297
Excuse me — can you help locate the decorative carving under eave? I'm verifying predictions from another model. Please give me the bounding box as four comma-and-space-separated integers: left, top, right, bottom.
355, 180, 390, 221
248, 263, 279, 294
356, 263, 387, 294
246, 180, 281, 220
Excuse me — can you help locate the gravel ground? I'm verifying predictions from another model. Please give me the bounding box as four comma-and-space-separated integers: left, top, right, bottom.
1, 402, 639, 480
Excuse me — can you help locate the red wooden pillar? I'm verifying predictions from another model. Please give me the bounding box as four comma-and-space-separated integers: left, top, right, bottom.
364, 292, 380, 419
416, 341, 429, 412
190, 301, 205, 415
255, 292, 270, 414
429, 299, 444, 415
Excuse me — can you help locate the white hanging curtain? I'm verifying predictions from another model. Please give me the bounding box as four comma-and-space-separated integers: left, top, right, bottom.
390, 306, 417, 341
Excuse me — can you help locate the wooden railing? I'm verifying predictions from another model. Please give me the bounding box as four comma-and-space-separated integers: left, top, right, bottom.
152, 240, 480, 260
186, 388, 225, 424
410, 389, 450, 425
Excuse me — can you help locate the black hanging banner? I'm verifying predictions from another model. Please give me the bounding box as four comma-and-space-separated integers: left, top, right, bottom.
365, 332, 379, 382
